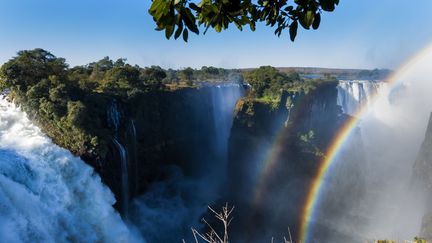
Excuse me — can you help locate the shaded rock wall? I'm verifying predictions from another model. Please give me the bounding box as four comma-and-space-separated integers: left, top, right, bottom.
88, 86, 245, 210
226, 81, 366, 242
413, 113, 432, 239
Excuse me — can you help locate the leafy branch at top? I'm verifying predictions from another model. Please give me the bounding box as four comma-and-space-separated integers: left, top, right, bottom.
149, 0, 340, 42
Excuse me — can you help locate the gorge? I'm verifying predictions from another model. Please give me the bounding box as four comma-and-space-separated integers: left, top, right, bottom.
1, 49, 432, 243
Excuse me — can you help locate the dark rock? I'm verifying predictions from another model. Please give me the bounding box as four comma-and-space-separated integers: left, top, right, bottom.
226, 81, 366, 242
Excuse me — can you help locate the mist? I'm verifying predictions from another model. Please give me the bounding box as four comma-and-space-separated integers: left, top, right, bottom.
128, 84, 245, 242
313, 49, 432, 242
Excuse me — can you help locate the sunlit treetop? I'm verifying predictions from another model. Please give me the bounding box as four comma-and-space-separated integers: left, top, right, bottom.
149, 0, 339, 42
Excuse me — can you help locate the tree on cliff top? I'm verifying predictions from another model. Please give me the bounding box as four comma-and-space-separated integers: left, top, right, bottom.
0, 49, 68, 91
245, 66, 300, 98
149, 0, 339, 42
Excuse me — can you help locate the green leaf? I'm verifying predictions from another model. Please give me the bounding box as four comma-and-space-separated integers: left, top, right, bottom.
250, 22, 256, 31
149, 0, 163, 14
274, 26, 283, 37
214, 23, 222, 32
289, 20, 298, 42
299, 10, 314, 29
182, 8, 200, 34
183, 28, 189, 42
174, 22, 183, 39
165, 24, 174, 39
319, 0, 335, 11
189, 3, 200, 11
312, 12, 321, 30
234, 20, 243, 31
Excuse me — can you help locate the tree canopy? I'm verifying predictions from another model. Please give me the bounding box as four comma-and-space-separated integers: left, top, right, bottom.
245, 66, 301, 98
149, 0, 339, 42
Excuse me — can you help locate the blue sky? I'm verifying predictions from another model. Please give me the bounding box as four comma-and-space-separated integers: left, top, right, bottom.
1, 0, 432, 69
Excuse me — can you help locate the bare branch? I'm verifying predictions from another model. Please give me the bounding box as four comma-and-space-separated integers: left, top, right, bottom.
189, 203, 235, 243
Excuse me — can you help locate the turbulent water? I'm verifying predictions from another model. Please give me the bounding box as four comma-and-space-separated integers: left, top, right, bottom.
316, 77, 429, 242
0, 96, 140, 243
337, 80, 387, 115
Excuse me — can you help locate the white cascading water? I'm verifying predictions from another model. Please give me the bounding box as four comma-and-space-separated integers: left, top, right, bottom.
211, 83, 244, 156
329, 76, 429, 241
107, 100, 121, 132
337, 80, 388, 116
129, 119, 138, 196
112, 138, 129, 219
0, 95, 140, 243
107, 100, 130, 218
129, 120, 137, 149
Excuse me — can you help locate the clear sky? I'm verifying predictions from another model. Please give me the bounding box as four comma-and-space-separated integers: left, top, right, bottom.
1, 0, 432, 69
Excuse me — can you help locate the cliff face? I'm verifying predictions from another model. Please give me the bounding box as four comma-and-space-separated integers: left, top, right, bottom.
87, 85, 245, 210
413, 113, 432, 191
413, 113, 432, 239
227, 81, 366, 242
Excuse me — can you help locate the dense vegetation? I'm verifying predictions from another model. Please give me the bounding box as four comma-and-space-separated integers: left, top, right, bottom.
0, 49, 305, 157
0, 51, 243, 162
0, 48, 364, 161
0, 49, 341, 156
0, 49, 246, 93
244, 65, 337, 99
149, 0, 340, 42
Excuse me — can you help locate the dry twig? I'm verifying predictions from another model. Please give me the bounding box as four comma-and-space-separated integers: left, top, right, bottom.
191, 203, 234, 243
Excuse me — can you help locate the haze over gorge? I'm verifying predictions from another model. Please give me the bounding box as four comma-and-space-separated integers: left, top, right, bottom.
1, 48, 432, 243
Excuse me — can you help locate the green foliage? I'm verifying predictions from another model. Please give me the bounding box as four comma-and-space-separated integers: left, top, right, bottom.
179, 67, 195, 85
0, 48, 341, 161
141, 66, 167, 88
299, 130, 324, 156
0, 49, 103, 156
101, 65, 140, 91
254, 96, 280, 111
358, 68, 391, 80
244, 66, 301, 98
300, 130, 315, 143
0, 49, 248, 158
66, 101, 87, 127
26, 78, 50, 100
39, 98, 63, 119
414, 237, 428, 243
0, 48, 67, 91
149, 0, 339, 42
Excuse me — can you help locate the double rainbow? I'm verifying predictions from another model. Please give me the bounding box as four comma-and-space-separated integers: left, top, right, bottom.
252, 42, 432, 243
298, 43, 432, 243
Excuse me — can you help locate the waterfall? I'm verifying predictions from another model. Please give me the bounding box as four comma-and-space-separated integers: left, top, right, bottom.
107, 100, 130, 218
112, 138, 129, 219
337, 80, 387, 116
130, 120, 137, 143
314, 78, 428, 241
128, 120, 138, 195
0, 95, 139, 242
284, 91, 300, 126
107, 100, 121, 132
130, 84, 245, 242
210, 83, 244, 156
